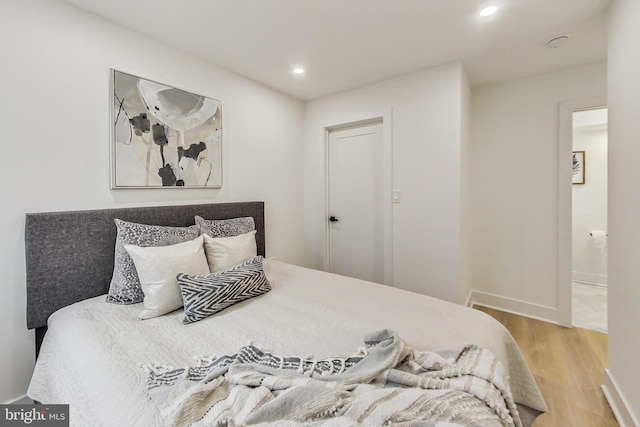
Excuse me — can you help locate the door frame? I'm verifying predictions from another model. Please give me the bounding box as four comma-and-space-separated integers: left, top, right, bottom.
323, 109, 393, 285
557, 95, 607, 327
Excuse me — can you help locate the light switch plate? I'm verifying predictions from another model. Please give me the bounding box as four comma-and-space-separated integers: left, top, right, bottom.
392, 190, 401, 203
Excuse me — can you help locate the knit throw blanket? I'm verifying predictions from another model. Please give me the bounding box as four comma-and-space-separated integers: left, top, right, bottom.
144, 330, 522, 427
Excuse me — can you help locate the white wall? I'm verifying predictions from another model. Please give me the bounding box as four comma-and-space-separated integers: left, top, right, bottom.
0, 0, 305, 403
572, 126, 608, 286
606, 0, 640, 423
304, 63, 469, 303
470, 63, 607, 321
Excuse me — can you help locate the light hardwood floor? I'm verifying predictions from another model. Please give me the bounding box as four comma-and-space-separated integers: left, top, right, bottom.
474, 306, 618, 427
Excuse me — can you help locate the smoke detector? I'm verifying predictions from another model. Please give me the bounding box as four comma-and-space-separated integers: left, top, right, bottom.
546, 35, 569, 48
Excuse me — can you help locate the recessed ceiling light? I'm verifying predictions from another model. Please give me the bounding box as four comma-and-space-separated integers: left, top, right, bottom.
480, 5, 498, 17
292, 67, 305, 75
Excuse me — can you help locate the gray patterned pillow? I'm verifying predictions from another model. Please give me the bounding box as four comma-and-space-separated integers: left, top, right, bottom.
195, 215, 255, 238
106, 219, 198, 304
177, 256, 270, 324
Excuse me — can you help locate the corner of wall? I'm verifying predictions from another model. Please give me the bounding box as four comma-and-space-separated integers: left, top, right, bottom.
460, 65, 472, 304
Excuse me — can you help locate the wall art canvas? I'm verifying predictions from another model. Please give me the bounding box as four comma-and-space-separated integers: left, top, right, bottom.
572, 150, 585, 185
111, 70, 222, 188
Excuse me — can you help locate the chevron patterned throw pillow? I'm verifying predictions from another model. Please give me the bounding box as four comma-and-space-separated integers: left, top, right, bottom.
177, 256, 271, 324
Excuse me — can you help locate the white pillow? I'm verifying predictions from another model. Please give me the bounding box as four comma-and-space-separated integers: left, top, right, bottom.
125, 235, 210, 320
202, 230, 257, 272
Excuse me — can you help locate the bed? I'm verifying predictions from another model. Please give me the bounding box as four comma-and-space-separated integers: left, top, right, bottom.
25, 201, 547, 427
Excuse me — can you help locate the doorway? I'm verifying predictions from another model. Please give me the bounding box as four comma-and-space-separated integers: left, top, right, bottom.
327, 121, 384, 283
557, 95, 607, 328
571, 107, 608, 333
324, 115, 393, 285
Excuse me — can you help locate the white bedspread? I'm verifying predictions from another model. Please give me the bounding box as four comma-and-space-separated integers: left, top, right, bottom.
28, 260, 546, 427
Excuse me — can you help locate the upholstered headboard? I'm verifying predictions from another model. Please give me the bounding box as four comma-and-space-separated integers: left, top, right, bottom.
25, 201, 265, 355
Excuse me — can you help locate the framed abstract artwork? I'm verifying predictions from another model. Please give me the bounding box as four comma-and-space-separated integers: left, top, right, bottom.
111, 69, 222, 188
572, 151, 585, 185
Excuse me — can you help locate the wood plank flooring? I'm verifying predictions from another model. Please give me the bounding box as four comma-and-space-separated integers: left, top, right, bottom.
474, 306, 618, 427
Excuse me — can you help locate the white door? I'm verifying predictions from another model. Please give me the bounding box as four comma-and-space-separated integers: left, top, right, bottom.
328, 121, 384, 283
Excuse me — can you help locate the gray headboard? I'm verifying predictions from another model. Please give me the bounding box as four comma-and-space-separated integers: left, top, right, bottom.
25, 201, 265, 349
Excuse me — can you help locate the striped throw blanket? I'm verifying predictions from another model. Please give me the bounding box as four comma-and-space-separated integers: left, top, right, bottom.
144, 330, 522, 426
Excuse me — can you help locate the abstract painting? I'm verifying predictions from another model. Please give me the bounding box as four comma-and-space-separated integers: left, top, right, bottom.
111, 70, 222, 188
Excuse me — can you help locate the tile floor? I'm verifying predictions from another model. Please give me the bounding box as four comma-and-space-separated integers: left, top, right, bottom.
572, 282, 607, 333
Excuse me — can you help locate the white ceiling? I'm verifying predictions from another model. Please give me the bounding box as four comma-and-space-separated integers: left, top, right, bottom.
62, 0, 611, 101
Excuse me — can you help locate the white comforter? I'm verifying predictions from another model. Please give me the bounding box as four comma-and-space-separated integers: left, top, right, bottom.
28, 260, 546, 427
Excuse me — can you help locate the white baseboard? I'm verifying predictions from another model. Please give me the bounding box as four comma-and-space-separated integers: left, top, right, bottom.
572, 270, 608, 286
467, 290, 558, 324
4, 394, 31, 404
602, 369, 640, 427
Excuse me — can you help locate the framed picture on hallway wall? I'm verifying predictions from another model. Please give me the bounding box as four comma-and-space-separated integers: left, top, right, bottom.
110, 69, 223, 189
572, 151, 585, 184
